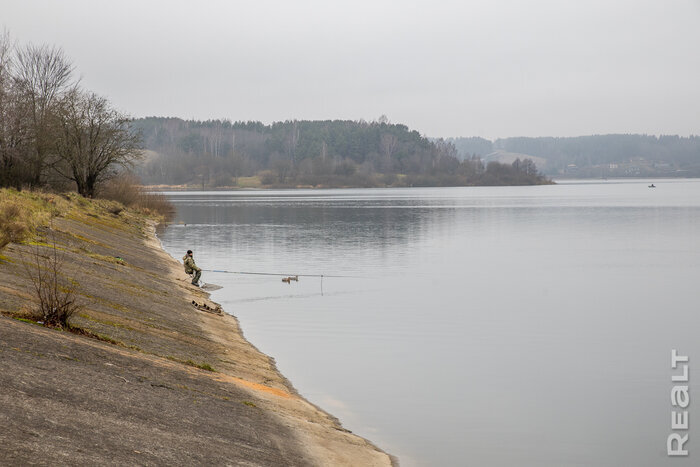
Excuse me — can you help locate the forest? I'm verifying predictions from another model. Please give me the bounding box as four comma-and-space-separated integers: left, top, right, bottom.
132, 117, 550, 188
448, 134, 700, 177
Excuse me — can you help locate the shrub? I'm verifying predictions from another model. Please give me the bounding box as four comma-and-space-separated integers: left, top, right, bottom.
210, 172, 233, 187
99, 173, 174, 220
136, 191, 174, 219
381, 173, 398, 186
99, 173, 141, 206
334, 160, 357, 176
259, 170, 276, 185
0, 200, 31, 249
20, 230, 82, 328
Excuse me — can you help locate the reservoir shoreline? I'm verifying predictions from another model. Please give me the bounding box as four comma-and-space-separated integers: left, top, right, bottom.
159, 181, 700, 466
151, 223, 397, 466
0, 191, 393, 466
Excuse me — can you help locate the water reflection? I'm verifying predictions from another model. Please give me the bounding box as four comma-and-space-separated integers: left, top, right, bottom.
159, 181, 700, 467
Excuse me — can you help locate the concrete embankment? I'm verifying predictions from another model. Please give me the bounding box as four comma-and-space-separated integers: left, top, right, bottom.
0, 191, 393, 466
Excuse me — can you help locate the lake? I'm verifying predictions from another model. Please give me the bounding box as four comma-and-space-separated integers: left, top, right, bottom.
158, 179, 700, 466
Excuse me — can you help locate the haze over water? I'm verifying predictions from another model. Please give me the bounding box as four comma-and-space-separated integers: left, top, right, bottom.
159, 180, 700, 466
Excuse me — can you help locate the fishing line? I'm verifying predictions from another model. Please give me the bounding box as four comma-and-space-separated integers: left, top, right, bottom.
201, 269, 366, 295
202, 269, 360, 279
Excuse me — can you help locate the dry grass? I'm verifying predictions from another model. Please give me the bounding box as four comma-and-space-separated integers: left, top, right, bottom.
99, 174, 141, 206
0, 190, 57, 249
0, 202, 29, 249
0, 187, 165, 328
135, 191, 173, 219
234, 176, 262, 188
99, 173, 174, 221
0, 186, 168, 251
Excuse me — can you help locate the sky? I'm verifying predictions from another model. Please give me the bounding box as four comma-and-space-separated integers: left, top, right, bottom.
2, 0, 699, 139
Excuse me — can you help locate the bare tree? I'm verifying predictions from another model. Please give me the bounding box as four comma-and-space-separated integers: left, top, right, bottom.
285, 121, 300, 166
0, 30, 17, 187
0, 29, 12, 108
229, 152, 247, 184
54, 89, 143, 197
272, 157, 292, 183
0, 30, 31, 189
13, 43, 75, 187
380, 133, 398, 159
379, 133, 398, 172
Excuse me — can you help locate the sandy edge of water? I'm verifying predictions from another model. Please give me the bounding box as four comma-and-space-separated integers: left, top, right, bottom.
150, 222, 398, 466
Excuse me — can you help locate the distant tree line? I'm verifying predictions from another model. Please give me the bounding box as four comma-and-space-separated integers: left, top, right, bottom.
447, 134, 700, 176
133, 117, 550, 187
0, 31, 142, 197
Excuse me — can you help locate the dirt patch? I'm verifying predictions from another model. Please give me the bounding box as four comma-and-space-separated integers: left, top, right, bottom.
0, 317, 306, 465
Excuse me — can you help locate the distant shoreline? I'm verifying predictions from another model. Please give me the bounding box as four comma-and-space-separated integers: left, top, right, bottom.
143, 176, 700, 192
144, 181, 555, 191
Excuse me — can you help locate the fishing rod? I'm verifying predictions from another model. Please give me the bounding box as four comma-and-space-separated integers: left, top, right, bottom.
202, 269, 361, 279
202, 269, 362, 296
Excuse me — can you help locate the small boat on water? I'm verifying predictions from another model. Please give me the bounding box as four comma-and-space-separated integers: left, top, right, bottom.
648, 184, 656, 188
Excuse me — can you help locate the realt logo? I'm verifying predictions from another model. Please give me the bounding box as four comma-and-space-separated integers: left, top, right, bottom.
668, 349, 690, 456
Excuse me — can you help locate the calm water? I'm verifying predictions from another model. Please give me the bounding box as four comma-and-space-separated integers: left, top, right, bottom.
159, 180, 700, 466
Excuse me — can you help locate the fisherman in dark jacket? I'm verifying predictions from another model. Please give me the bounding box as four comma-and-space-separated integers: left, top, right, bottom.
183, 250, 201, 286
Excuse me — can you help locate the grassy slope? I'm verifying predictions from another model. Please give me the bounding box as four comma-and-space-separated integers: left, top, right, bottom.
0, 189, 392, 466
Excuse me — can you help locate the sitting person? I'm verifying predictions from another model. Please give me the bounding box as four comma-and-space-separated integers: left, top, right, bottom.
183, 249, 202, 286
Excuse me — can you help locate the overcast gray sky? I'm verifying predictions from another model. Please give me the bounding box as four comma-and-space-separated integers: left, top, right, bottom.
3, 0, 699, 138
